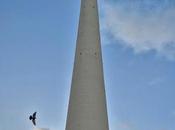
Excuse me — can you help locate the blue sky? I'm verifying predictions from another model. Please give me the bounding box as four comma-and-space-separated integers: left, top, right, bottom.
0, 0, 175, 130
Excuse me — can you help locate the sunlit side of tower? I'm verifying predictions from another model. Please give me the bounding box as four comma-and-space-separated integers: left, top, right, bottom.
66, 0, 109, 130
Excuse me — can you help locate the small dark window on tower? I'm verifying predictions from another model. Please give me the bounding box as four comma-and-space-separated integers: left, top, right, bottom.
95, 52, 97, 55
92, 6, 95, 8
80, 52, 82, 55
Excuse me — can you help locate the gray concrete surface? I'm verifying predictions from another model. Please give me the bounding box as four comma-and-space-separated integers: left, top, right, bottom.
65, 0, 109, 130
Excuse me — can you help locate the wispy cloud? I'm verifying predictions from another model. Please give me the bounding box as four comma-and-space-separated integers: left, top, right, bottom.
148, 77, 165, 86
118, 123, 133, 129
101, 0, 175, 60
116, 122, 137, 130
34, 128, 49, 130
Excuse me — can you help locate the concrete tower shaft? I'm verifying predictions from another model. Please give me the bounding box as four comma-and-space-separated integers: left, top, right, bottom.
66, 0, 109, 130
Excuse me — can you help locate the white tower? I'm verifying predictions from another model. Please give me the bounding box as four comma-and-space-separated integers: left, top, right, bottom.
66, 0, 109, 130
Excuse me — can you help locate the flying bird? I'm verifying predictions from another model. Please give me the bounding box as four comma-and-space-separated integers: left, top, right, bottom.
29, 112, 37, 126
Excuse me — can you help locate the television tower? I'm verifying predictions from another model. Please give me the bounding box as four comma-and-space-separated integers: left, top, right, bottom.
66, 0, 109, 130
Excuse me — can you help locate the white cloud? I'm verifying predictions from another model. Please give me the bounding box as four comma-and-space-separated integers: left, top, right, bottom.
101, 1, 175, 60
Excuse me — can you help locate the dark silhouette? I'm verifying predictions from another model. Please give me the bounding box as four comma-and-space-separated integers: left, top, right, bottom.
29, 112, 37, 126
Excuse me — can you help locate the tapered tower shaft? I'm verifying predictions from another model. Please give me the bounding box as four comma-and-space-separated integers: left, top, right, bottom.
66, 0, 109, 130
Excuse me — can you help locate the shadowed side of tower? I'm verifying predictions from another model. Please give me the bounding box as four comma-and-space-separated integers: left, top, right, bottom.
65, 0, 109, 130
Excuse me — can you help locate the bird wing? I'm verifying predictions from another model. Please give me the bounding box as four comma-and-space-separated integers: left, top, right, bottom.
33, 112, 37, 118
32, 119, 36, 126
29, 115, 32, 120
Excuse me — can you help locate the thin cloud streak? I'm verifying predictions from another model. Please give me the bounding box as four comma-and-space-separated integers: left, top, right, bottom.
101, 0, 175, 60
148, 77, 165, 87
